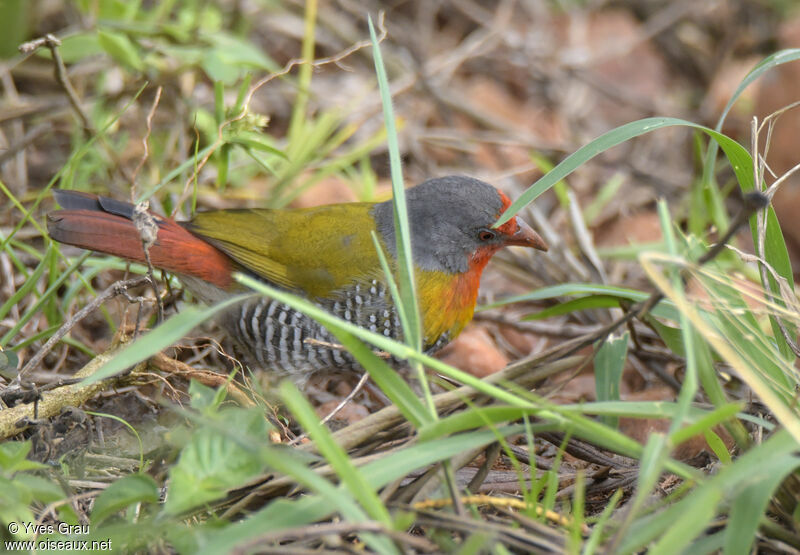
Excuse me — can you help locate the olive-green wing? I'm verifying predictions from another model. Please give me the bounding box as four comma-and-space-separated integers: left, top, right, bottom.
184, 203, 385, 298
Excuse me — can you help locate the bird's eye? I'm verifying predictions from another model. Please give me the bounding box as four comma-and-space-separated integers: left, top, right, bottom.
478, 229, 496, 241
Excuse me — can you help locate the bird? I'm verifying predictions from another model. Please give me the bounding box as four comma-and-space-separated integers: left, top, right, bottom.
47, 176, 548, 380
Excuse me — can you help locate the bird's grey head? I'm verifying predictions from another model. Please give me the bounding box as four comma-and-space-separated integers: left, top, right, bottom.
372, 176, 510, 274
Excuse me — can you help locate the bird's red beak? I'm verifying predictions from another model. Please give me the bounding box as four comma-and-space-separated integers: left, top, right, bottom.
505, 217, 548, 251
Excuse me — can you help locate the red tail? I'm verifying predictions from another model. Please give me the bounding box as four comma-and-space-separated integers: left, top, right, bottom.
47, 190, 234, 289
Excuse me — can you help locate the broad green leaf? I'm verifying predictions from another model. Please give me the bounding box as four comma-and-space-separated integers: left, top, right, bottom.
0, 441, 47, 473
97, 29, 143, 71
227, 131, 286, 157
12, 474, 69, 505
486, 282, 680, 321
594, 332, 628, 428
724, 454, 800, 554
164, 407, 269, 515
649, 487, 722, 555
91, 474, 159, 525
523, 295, 625, 321
56, 33, 104, 63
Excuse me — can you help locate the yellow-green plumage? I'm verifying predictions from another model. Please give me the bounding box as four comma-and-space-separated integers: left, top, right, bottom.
187, 204, 385, 299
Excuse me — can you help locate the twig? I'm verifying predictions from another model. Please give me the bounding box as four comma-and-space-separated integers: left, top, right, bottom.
150, 352, 254, 407
726, 245, 800, 315
0, 342, 141, 440
130, 85, 163, 192
0, 64, 29, 194
16, 277, 150, 381
467, 441, 502, 493
411, 507, 565, 552
566, 188, 608, 285
131, 202, 164, 323
319, 371, 370, 425
475, 312, 610, 338
19, 34, 93, 134
18, 33, 135, 183
289, 371, 371, 447
539, 431, 638, 469
0, 123, 50, 165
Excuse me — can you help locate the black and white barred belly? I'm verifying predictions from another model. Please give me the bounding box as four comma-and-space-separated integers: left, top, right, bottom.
228, 279, 405, 375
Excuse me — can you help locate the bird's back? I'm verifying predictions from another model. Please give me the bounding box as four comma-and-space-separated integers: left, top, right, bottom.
185, 203, 385, 299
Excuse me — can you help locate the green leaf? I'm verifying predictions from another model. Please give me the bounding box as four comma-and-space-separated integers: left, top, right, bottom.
418, 407, 539, 441
649, 487, 722, 555
0, 244, 49, 322
594, 332, 628, 428
227, 131, 286, 157
12, 474, 63, 502
188, 379, 224, 412
0, 0, 28, 59
196, 497, 332, 553
703, 429, 732, 465
643, 316, 684, 355
369, 16, 424, 358
496, 117, 694, 227
364, 425, 525, 488
0, 441, 47, 473
206, 32, 279, 71
91, 474, 159, 525
56, 33, 104, 63
0, 476, 36, 536
202, 32, 280, 83
164, 408, 269, 515
523, 295, 624, 320
493, 112, 795, 360
0, 348, 19, 379
97, 29, 143, 71
619, 429, 799, 553
281, 382, 392, 525
486, 282, 680, 321
715, 49, 800, 131
202, 50, 240, 85
724, 455, 800, 554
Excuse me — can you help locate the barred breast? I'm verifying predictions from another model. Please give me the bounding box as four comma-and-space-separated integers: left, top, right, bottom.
227, 278, 404, 377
